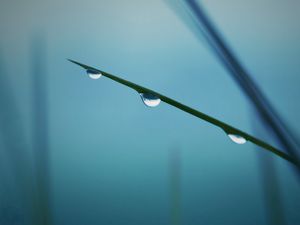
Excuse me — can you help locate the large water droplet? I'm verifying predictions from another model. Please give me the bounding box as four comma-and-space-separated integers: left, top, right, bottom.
227, 134, 247, 144
87, 69, 102, 79
140, 93, 161, 107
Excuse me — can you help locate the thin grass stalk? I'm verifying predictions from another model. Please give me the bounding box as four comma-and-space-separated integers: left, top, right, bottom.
68, 59, 297, 166
180, 0, 300, 173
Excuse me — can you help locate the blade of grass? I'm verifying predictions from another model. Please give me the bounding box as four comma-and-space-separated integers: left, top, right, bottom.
68, 59, 298, 166
177, 0, 300, 173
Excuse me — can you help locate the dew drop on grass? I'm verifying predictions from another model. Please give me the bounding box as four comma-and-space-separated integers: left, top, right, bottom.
87, 69, 102, 79
140, 93, 161, 107
227, 134, 247, 144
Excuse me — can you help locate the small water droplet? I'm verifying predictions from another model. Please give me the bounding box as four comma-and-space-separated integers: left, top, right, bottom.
87, 69, 102, 79
227, 134, 247, 144
140, 93, 161, 107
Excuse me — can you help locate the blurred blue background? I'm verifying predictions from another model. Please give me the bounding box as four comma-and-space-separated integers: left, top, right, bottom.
0, 0, 299, 224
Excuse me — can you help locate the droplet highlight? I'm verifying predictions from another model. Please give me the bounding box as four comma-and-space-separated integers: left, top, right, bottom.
227, 134, 247, 144
87, 69, 102, 79
140, 93, 161, 107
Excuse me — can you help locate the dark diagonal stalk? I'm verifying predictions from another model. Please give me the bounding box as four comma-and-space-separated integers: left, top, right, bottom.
68, 59, 298, 166
168, 1, 292, 223
180, 0, 300, 172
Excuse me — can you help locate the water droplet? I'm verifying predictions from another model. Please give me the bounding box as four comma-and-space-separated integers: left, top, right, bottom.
87, 69, 102, 79
140, 93, 161, 107
227, 134, 247, 144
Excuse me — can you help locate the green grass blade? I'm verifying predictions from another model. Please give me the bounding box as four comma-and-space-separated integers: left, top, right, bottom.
68, 59, 298, 166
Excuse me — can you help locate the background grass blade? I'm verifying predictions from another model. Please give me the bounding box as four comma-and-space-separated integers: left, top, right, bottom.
169, 146, 181, 225
176, 0, 300, 174
0, 52, 38, 224
165, 1, 293, 223
31, 34, 52, 225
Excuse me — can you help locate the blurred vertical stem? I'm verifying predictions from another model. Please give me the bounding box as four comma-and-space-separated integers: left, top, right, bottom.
170, 146, 181, 225
252, 115, 286, 225
31, 34, 52, 225
0, 52, 37, 224
258, 154, 286, 225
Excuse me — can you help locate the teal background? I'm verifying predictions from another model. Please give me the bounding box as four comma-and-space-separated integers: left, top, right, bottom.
0, 0, 299, 224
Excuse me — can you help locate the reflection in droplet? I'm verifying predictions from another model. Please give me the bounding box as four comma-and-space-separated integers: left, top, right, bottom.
140, 93, 161, 107
228, 134, 247, 144
87, 69, 102, 79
